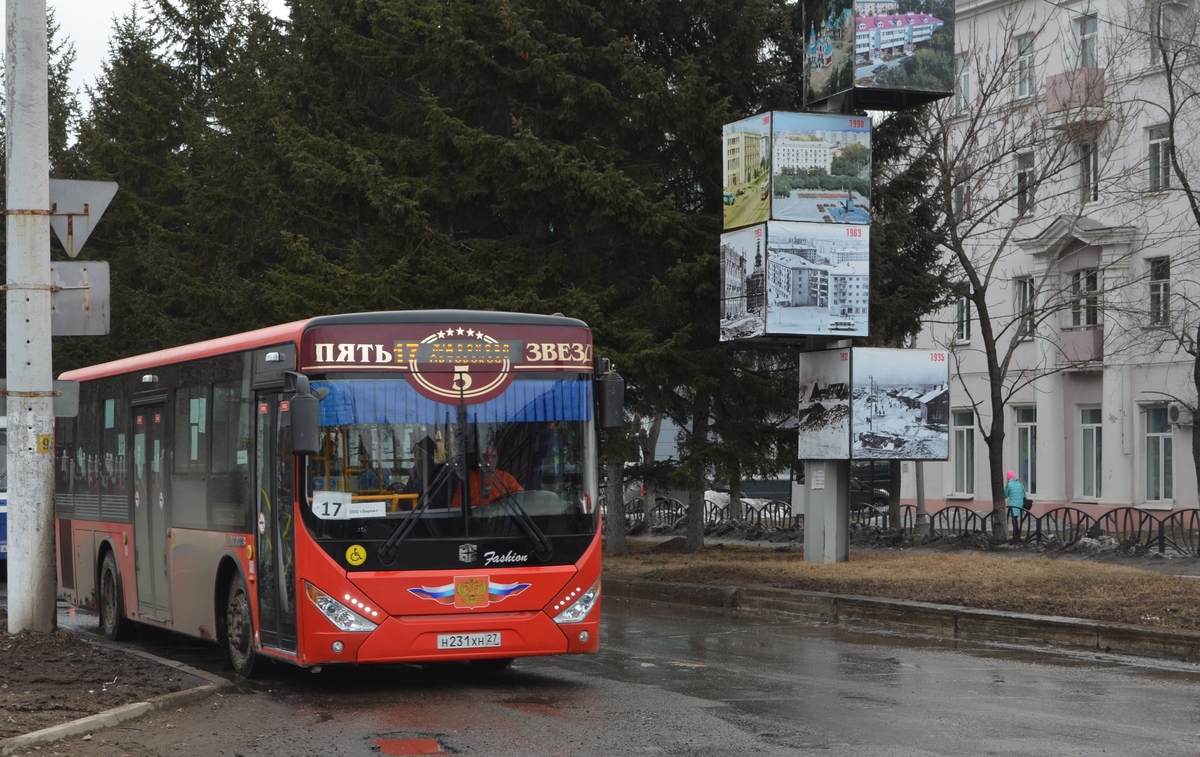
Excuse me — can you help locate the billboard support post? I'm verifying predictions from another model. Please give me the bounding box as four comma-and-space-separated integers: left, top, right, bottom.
802, 459, 850, 563
914, 461, 930, 537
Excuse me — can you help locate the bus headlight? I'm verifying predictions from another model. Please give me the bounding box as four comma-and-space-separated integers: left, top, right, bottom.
552, 580, 600, 624
305, 582, 378, 632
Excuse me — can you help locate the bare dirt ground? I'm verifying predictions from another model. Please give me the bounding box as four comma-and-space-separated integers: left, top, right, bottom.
0, 609, 206, 741
3, 525, 1200, 742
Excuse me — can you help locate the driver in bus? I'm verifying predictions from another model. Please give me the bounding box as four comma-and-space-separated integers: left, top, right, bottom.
449, 446, 522, 508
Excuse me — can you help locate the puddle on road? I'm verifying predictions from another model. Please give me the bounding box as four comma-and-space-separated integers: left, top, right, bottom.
373, 737, 445, 755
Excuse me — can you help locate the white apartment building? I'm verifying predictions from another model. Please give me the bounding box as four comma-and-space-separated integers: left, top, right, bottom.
911, 0, 1200, 514
724, 130, 768, 188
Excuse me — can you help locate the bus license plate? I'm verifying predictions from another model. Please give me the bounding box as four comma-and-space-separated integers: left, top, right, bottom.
437, 632, 501, 650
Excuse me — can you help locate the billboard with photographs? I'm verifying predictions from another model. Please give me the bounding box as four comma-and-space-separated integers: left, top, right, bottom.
798, 348, 851, 459
723, 111, 871, 230
803, 0, 954, 110
720, 224, 768, 341
721, 221, 869, 341
722, 113, 772, 231
772, 112, 871, 225
850, 348, 950, 460
767, 221, 868, 337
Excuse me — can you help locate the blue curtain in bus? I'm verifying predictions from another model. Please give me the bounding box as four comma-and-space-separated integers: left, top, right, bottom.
312, 379, 592, 426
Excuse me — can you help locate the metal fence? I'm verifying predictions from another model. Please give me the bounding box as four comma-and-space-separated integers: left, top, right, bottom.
601, 496, 1200, 556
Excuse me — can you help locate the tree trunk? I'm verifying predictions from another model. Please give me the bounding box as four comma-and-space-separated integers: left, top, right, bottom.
1193, 325, 1200, 518
683, 391, 711, 553
987, 406, 1008, 541
638, 414, 663, 527
724, 463, 734, 520
603, 459, 629, 556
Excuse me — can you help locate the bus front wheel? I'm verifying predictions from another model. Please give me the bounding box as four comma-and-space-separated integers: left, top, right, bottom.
224, 573, 266, 678
98, 551, 133, 641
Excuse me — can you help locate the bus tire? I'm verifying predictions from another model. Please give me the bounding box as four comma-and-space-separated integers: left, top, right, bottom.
98, 551, 133, 641
224, 573, 266, 678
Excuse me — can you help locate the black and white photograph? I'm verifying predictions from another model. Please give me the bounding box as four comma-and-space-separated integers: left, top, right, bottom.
850, 347, 950, 460
722, 113, 772, 230
765, 220, 869, 337
797, 349, 851, 459
771, 111, 871, 225
719, 224, 768, 341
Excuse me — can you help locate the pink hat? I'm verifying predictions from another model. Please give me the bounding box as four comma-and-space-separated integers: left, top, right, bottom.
1006, 471, 1016, 480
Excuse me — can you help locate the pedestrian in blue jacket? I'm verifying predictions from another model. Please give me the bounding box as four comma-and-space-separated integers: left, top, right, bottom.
1005, 470, 1026, 542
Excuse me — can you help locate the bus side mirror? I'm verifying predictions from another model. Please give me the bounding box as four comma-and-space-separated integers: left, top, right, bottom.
288, 374, 328, 456
596, 371, 624, 431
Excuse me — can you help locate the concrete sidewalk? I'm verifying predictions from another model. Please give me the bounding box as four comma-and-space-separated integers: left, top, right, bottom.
606, 575, 1200, 662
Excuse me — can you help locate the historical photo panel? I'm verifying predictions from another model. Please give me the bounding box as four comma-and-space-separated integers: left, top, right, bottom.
722, 113, 772, 230
771, 112, 871, 225
852, 0, 954, 94
765, 221, 869, 337
798, 349, 852, 459
850, 347, 950, 460
719, 224, 768, 341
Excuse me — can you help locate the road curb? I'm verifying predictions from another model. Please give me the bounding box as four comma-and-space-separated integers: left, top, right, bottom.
605, 578, 1200, 661
0, 645, 232, 756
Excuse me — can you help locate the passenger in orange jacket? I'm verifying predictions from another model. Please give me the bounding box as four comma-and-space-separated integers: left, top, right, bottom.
450, 447, 522, 508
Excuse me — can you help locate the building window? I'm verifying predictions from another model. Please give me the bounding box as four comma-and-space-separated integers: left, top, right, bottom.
1071, 269, 1099, 326
1148, 125, 1171, 191
1081, 407, 1102, 498
953, 410, 975, 495
1149, 2, 1175, 64
1016, 407, 1037, 495
1149, 257, 1170, 325
1015, 34, 1035, 98
954, 54, 970, 114
1016, 153, 1034, 215
1015, 277, 1035, 337
955, 293, 972, 342
953, 170, 970, 217
1146, 405, 1173, 501
1079, 142, 1099, 203
1077, 14, 1098, 68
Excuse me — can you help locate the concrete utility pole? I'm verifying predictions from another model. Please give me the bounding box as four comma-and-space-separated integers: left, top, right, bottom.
5, 0, 57, 633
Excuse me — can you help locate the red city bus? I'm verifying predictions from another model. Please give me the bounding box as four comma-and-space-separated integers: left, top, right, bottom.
55, 310, 621, 676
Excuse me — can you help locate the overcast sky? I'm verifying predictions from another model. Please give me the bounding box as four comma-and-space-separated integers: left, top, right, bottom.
2, 0, 289, 100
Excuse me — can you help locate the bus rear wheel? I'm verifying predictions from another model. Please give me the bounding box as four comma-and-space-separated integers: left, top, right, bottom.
224, 573, 266, 678
98, 551, 133, 641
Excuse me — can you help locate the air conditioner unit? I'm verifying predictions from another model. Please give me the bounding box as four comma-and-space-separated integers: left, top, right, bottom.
1168, 402, 1194, 427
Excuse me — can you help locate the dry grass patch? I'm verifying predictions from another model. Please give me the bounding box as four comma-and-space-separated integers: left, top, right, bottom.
603, 542, 1200, 630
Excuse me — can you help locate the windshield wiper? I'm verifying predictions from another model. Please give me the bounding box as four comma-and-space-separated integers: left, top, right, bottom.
483, 471, 553, 561
377, 464, 457, 565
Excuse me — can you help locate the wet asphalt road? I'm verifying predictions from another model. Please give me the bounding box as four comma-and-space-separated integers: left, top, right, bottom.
31, 594, 1200, 755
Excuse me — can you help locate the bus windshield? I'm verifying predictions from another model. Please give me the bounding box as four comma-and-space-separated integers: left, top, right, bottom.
299, 374, 596, 565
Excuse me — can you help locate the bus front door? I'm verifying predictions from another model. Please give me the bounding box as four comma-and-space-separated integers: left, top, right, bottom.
255, 393, 297, 653
132, 406, 171, 622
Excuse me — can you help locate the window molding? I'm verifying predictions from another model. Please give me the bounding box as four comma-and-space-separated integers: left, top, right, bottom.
1144, 404, 1174, 503
1076, 13, 1099, 69
954, 54, 970, 115
1148, 125, 1171, 192
952, 409, 976, 496
1015, 276, 1036, 339
1079, 141, 1099, 204
1071, 269, 1099, 327
954, 293, 972, 343
1148, 257, 1170, 326
1016, 153, 1035, 215
1015, 34, 1036, 99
